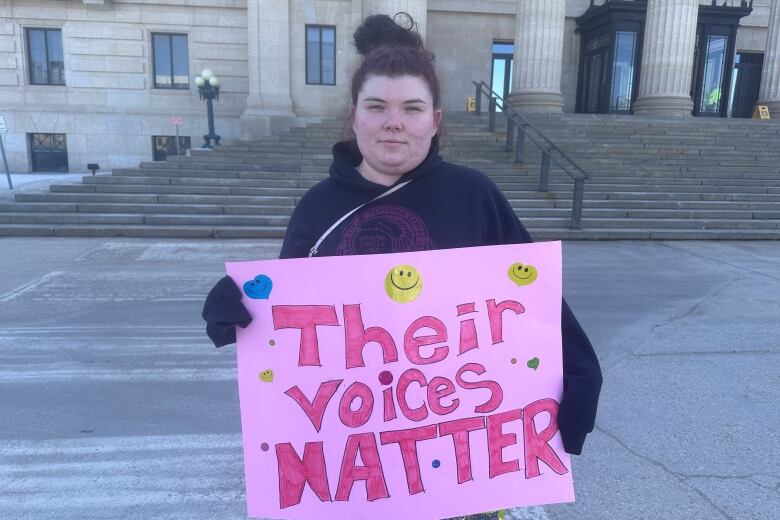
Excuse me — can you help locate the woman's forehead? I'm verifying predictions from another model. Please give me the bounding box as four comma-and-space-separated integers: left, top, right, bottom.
358, 74, 433, 102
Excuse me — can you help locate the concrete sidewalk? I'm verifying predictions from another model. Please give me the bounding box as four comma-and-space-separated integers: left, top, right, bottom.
0, 238, 777, 520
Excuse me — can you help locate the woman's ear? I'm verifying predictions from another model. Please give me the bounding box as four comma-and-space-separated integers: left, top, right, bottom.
433, 109, 443, 134
349, 105, 357, 132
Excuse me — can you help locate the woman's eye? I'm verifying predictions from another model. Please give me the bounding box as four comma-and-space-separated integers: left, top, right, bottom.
368, 105, 384, 111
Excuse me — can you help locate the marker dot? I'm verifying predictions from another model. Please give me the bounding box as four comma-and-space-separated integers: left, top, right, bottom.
378, 371, 393, 385
260, 443, 269, 452
511, 358, 517, 364
432, 459, 441, 469
268, 340, 276, 346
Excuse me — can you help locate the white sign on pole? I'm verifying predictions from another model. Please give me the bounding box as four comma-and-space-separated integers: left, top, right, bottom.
169, 116, 183, 126
0, 115, 7, 134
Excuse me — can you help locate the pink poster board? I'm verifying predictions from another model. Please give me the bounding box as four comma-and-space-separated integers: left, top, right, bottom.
226, 241, 574, 520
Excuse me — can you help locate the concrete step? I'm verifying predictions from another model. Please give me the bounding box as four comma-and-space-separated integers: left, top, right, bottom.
530, 217, 780, 230
83, 175, 306, 188
530, 228, 780, 241
0, 202, 296, 216
0, 212, 292, 227
3, 112, 780, 240
551, 199, 780, 211
0, 224, 287, 238
81, 172, 780, 191
64, 182, 537, 198
50, 183, 309, 197
112, 168, 328, 179
15, 192, 299, 205
1, 218, 778, 240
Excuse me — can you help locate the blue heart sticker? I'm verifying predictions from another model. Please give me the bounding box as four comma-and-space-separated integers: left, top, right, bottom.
243, 275, 273, 300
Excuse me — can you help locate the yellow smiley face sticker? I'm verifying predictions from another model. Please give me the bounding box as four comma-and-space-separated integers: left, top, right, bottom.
259, 369, 274, 383
384, 264, 423, 303
508, 262, 538, 286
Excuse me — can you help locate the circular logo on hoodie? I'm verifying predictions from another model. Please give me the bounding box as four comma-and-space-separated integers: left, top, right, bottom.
335, 205, 435, 255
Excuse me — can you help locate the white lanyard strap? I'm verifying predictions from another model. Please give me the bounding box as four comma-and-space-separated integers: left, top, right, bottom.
308, 180, 412, 257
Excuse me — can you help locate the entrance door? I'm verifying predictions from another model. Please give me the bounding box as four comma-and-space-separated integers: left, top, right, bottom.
491, 42, 514, 111
609, 30, 639, 112
579, 34, 610, 113
729, 52, 763, 118
29, 133, 68, 172
697, 33, 729, 115
692, 4, 750, 117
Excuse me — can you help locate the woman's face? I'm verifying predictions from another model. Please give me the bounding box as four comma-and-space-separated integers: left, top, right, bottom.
351, 74, 442, 186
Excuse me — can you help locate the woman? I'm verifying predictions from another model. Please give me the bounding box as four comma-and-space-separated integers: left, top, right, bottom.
203, 9, 601, 485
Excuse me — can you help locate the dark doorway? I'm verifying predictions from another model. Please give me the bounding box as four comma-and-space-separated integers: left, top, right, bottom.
576, 2, 644, 114
491, 42, 513, 111
691, 3, 752, 117
580, 36, 610, 113
729, 52, 763, 118
693, 30, 732, 116
29, 133, 68, 172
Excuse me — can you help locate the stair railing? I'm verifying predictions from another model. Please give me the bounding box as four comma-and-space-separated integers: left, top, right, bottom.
473, 81, 589, 229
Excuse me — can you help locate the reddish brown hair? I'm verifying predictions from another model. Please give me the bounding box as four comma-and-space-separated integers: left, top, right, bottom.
350, 14, 442, 109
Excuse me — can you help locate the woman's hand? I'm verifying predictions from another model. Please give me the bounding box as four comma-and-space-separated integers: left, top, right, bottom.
202, 276, 253, 347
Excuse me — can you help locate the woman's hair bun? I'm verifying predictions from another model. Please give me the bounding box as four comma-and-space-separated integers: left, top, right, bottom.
353, 12, 423, 55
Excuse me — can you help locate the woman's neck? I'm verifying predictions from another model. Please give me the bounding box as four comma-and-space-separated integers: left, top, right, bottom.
356, 160, 401, 187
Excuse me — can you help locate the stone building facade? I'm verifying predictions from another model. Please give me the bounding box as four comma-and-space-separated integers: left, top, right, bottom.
0, 0, 778, 173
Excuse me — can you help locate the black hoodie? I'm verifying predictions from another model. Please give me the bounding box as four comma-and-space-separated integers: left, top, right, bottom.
279, 138, 536, 257
275, 138, 603, 455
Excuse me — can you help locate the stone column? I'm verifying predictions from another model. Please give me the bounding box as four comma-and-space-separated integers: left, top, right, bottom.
361, 1, 427, 39
632, 0, 698, 116
240, 0, 297, 140
506, 0, 566, 112
757, 0, 780, 115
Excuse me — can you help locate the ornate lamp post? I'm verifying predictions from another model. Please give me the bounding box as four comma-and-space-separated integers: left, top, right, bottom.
194, 68, 221, 148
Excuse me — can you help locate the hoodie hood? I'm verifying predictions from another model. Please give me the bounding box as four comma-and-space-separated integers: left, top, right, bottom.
329, 136, 444, 194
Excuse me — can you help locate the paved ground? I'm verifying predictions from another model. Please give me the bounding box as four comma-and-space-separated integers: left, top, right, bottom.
0, 238, 777, 520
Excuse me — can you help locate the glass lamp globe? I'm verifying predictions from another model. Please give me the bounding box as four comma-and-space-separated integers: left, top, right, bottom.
208, 76, 220, 88
200, 69, 214, 80
194, 76, 205, 87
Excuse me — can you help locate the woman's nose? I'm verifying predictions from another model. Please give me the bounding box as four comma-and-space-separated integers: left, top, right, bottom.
383, 110, 403, 130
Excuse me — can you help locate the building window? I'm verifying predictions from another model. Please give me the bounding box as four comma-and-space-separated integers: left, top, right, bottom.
26, 28, 65, 85
29, 133, 68, 172
306, 25, 336, 85
152, 33, 189, 89
152, 135, 191, 161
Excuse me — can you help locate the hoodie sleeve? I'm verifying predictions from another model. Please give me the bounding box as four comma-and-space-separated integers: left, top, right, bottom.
558, 300, 603, 454
280, 193, 319, 259
485, 180, 603, 455
280, 217, 315, 259
201, 276, 253, 347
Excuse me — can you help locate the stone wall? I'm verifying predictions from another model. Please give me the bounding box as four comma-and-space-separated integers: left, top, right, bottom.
0, 0, 247, 172
0, 0, 775, 172
289, 0, 356, 119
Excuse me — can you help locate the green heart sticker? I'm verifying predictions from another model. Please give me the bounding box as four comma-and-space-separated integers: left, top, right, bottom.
527, 357, 540, 370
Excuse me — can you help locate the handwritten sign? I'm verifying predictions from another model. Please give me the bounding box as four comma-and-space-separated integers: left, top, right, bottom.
226, 241, 574, 519
169, 116, 183, 126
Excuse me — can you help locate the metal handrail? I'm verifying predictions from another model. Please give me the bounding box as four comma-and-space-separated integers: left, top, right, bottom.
472, 81, 589, 229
